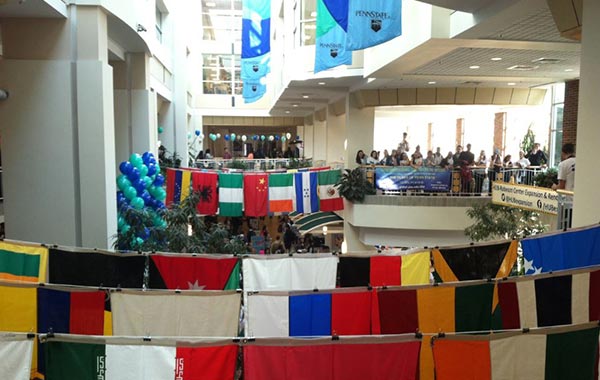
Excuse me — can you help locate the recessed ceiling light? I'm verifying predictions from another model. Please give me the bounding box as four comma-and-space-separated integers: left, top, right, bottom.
205, 1, 216, 7
302, 94, 310, 99
285, 110, 291, 114
507, 82, 516, 86
428, 81, 436, 85
292, 104, 299, 107
469, 65, 480, 69
565, 68, 574, 72
491, 57, 502, 61
318, 82, 326, 85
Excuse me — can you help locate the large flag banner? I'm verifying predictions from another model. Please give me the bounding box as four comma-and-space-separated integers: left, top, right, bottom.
268, 173, 294, 213
241, 0, 271, 103
48, 248, 146, 288
45, 339, 238, 380
0, 241, 48, 283
432, 324, 600, 380
242, 255, 338, 291
218, 173, 244, 217
166, 168, 192, 206
111, 291, 241, 337
0, 334, 34, 380
317, 169, 344, 211
433, 240, 518, 282
192, 172, 218, 215
338, 252, 431, 287
346, 0, 402, 51
522, 225, 600, 274
244, 337, 421, 380
244, 173, 269, 217
314, 0, 352, 73
289, 294, 332, 336
148, 254, 240, 290
294, 172, 319, 213
247, 294, 289, 337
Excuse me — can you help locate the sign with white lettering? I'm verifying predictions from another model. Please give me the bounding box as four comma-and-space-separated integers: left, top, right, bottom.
491, 181, 558, 215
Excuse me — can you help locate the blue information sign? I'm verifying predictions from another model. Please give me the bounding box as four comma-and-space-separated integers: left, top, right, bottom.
375, 167, 452, 192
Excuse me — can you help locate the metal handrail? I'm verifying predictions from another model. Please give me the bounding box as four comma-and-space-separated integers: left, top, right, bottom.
193, 158, 315, 171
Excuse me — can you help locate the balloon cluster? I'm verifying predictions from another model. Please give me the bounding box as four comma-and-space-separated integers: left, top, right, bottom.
205, 132, 294, 143
116, 152, 167, 236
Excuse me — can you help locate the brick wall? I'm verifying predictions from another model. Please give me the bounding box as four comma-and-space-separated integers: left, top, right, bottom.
563, 79, 579, 145
494, 112, 506, 154
455, 119, 464, 148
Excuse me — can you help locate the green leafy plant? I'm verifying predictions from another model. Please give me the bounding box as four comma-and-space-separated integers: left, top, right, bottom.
465, 203, 547, 242
520, 125, 536, 155
227, 159, 249, 170
336, 168, 376, 203
534, 168, 558, 188
285, 158, 313, 169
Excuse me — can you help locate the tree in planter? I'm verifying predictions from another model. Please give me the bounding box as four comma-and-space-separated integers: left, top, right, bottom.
336, 168, 376, 203
520, 125, 536, 155
534, 167, 558, 188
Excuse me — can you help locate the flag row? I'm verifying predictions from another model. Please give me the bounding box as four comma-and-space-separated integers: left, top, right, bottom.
166, 168, 344, 216
3, 323, 599, 380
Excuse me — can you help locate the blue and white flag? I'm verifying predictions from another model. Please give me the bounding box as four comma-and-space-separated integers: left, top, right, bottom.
242, 80, 266, 103
241, 0, 271, 80
522, 225, 600, 274
314, 0, 352, 73
346, 0, 402, 51
294, 172, 319, 213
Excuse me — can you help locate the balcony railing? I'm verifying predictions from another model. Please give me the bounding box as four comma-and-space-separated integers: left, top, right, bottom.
193, 158, 333, 171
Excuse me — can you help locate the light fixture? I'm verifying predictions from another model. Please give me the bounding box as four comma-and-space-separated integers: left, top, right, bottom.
205, 1, 216, 6
491, 57, 502, 61
565, 68, 574, 72
507, 82, 516, 86
318, 82, 326, 85
285, 110, 291, 114
292, 103, 299, 107
322, 226, 328, 235
469, 65, 480, 69
428, 81, 436, 85
136, 24, 147, 32
302, 94, 310, 99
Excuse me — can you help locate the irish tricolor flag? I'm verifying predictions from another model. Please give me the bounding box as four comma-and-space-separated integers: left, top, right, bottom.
218, 173, 243, 217
268, 173, 294, 213
44, 340, 238, 380
317, 170, 343, 211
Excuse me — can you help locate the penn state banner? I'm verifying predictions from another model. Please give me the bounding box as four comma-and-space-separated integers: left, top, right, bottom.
346, 0, 402, 51
242, 0, 271, 103
314, 0, 352, 73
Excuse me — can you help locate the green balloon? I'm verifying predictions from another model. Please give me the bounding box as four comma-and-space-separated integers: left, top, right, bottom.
158, 127, 164, 134
124, 186, 137, 200
143, 176, 153, 188
130, 153, 142, 167
156, 188, 166, 201
117, 175, 131, 191
121, 224, 131, 233
139, 165, 149, 177
117, 216, 125, 229
131, 197, 145, 209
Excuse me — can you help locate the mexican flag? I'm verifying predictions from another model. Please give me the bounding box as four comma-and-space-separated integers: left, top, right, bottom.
268, 173, 294, 213
218, 173, 243, 217
317, 170, 343, 211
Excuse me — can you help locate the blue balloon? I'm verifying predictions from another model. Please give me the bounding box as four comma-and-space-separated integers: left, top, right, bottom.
134, 179, 146, 193
142, 227, 150, 239
147, 163, 157, 177
142, 152, 151, 164
195, 130, 201, 136
154, 174, 165, 186
148, 157, 157, 165
224, 134, 230, 141
275, 135, 280, 141
119, 161, 133, 175
129, 167, 140, 181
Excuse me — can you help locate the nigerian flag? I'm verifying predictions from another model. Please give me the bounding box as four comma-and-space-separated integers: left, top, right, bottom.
314, 0, 352, 73
219, 173, 243, 217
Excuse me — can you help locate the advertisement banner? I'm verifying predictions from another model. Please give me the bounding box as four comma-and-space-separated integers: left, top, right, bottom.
491, 181, 558, 215
375, 167, 452, 192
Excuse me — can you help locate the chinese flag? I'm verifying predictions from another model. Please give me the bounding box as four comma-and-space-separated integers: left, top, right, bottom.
192, 172, 218, 215
244, 174, 268, 216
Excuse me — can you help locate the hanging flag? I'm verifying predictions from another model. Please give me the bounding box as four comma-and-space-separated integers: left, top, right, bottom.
331, 291, 373, 335
346, 0, 402, 51
218, 173, 244, 217
147, 255, 240, 290
0, 335, 33, 380
289, 294, 331, 336
294, 172, 319, 213
244, 338, 421, 380
241, 0, 271, 103
432, 324, 600, 380
378, 289, 419, 334
192, 171, 218, 215
522, 224, 600, 274
339, 252, 430, 287
244, 174, 269, 217
268, 173, 294, 213
165, 168, 192, 206
0, 241, 48, 283
317, 169, 344, 211
247, 294, 289, 337
432, 240, 518, 282
314, 0, 352, 73
242, 256, 338, 291
110, 291, 241, 337
48, 248, 146, 288
175, 345, 238, 380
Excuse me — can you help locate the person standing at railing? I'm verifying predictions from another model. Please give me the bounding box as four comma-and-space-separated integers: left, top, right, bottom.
525, 143, 548, 167
515, 150, 530, 184
205, 149, 213, 159
441, 151, 454, 169
552, 143, 576, 191
411, 145, 423, 166
477, 150, 487, 166
355, 150, 366, 165
503, 154, 514, 182
490, 148, 503, 183
366, 150, 379, 165
452, 145, 463, 168
433, 147, 443, 166
223, 147, 232, 159
425, 150, 436, 167
397, 132, 410, 153
458, 143, 475, 193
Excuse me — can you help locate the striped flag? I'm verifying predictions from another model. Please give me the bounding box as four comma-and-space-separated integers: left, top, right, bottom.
317, 170, 344, 211
269, 173, 294, 213
0, 335, 33, 380
0, 241, 48, 283
294, 172, 319, 213
166, 168, 192, 206
219, 173, 243, 217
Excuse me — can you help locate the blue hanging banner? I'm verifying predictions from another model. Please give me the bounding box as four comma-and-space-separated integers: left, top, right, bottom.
241, 0, 271, 83
242, 80, 267, 104
346, 0, 402, 51
314, 0, 352, 73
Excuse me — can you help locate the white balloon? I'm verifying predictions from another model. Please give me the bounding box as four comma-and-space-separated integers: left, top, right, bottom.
242, 135, 247, 142
286, 133, 292, 139
269, 135, 274, 141
216, 133, 221, 138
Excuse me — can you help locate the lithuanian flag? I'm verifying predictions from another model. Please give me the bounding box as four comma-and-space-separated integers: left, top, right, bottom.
0, 241, 48, 282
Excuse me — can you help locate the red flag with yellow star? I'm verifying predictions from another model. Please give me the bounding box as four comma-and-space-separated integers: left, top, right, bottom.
244, 173, 269, 216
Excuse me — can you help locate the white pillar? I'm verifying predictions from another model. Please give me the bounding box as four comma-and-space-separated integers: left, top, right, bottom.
326, 105, 347, 165
573, 0, 600, 227
346, 96, 375, 168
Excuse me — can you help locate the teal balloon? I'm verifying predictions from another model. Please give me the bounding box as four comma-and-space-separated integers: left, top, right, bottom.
261, 135, 265, 141
117, 175, 131, 191
135, 237, 144, 246
187, 133, 192, 139
158, 127, 164, 134
139, 165, 149, 177
117, 216, 125, 229
121, 224, 131, 233
156, 188, 166, 201
124, 186, 137, 200
230, 133, 236, 140
130, 153, 142, 168
143, 176, 153, 188
131, 197, 145, 209
281, 136, 287, 142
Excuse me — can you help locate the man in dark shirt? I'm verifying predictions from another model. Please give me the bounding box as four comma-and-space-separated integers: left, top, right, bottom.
525, 143, 547, 166
458, 144, 475, 193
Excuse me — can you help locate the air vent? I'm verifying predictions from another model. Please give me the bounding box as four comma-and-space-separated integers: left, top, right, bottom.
507, 65, 540, 71
531, 58, 563, 64
463, 81, 482, 85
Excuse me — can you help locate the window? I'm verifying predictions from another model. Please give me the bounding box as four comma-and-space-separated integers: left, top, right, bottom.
202, 54, 242, 95
201, 0, 242, 43
155, 7, 164, 43
549, 82, 565, 167
299, 0, 317, 46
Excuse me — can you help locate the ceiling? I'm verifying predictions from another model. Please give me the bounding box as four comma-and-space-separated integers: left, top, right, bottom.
270, 0, 580, 117
0, 0, 66, 18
